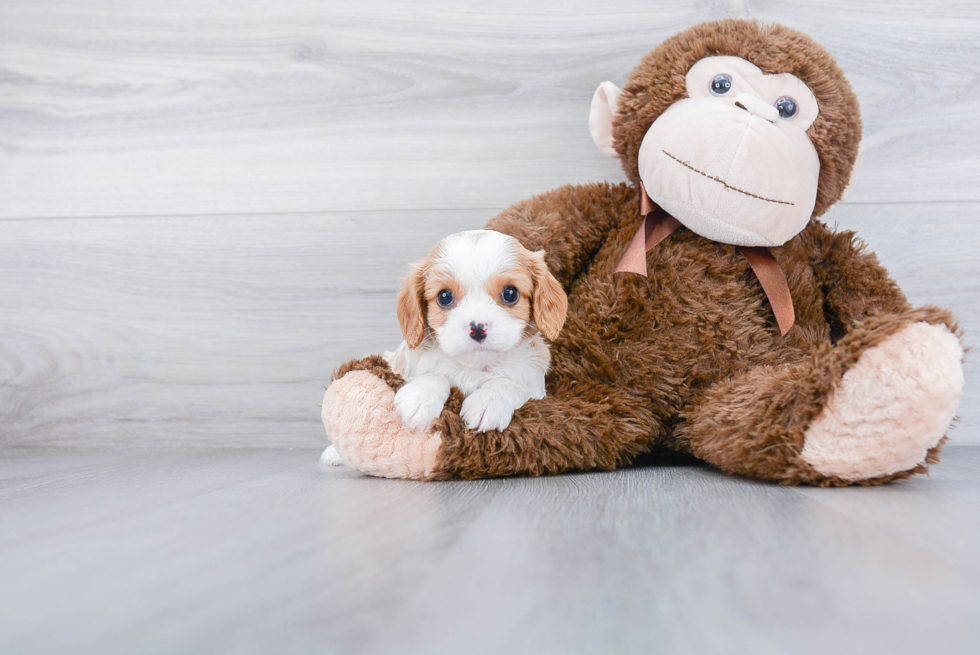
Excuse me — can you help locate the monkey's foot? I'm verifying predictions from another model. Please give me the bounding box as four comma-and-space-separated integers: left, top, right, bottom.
321, 370, 443, 480
801, 322, 964, 481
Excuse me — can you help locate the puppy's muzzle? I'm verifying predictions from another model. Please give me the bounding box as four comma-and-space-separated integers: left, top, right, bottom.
469, 322, 487, 343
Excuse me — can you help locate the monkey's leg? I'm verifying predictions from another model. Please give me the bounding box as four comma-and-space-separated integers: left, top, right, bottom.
677, 307, 964, 486
321, 357, 661, 480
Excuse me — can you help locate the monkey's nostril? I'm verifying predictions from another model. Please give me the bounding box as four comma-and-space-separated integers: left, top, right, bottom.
734, 101, 748, 111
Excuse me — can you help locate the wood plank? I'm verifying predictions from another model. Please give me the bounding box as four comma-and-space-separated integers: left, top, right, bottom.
2, 0, 979, 219
0, 209, 487, 447
367, 452, 980, 654
0, 202, 976, 447
0, 447, 977, 654
0, 449, 321, 548
0, 448, 502, 655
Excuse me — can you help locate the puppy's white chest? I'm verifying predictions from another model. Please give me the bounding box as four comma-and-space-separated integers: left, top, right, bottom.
448, 367, 493, 396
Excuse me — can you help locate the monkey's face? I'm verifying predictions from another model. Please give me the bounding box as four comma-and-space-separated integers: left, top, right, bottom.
637, 57, 821, 247
589, 21, 862, 247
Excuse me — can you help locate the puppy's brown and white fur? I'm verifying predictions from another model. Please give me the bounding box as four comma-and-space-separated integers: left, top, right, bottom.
387, 229, 567, 434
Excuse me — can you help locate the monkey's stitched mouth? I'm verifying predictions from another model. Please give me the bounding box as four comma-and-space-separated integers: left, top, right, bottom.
661, 150, 794, 206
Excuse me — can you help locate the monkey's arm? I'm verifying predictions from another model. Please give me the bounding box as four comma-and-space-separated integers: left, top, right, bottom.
485, 182, 635, 287
322, 356, 659, 480
801, 222, 912, 336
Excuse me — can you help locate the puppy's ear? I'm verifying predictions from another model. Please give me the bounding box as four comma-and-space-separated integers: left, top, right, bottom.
529, 251, 568, 341
396, 261, 428, 349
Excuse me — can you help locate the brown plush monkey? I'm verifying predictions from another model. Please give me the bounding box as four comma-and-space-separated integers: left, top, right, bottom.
320, 19, 965, 486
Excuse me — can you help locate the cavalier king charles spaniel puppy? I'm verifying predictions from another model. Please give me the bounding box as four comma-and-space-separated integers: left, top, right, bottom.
385, 229, 567, 434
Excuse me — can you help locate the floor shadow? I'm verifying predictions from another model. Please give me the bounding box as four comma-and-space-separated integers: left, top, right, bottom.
629, 446, 706, 468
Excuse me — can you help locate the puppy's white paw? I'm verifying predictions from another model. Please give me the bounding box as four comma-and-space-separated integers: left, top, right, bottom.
320, 444, 346, 468
461, 389, 514, 433
394, 379, 447, 432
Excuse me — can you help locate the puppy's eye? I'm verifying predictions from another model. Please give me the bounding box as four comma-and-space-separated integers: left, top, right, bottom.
775, 96, 798, 119
436, 289, 454, 308
710, 74, 733, 96
501, 286, 519, 305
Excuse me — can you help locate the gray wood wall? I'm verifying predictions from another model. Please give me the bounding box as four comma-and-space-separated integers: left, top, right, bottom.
1, 0, 978, 447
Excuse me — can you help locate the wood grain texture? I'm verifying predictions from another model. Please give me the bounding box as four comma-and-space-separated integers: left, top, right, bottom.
1, 1, 976, 449
0, 202, 976, 447
1, 447, 978, 654
1, 0, 979, 219
0, 209, 486, 447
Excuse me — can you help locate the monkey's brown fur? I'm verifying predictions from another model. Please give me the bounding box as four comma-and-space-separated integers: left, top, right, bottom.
329, 20, 961, 485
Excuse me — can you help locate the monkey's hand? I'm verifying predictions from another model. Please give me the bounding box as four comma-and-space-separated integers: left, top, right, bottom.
322, 361, 443, 481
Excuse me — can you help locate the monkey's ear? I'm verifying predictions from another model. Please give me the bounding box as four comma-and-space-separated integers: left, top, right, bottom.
838, 142, 864, 204
589, 81, 622, 157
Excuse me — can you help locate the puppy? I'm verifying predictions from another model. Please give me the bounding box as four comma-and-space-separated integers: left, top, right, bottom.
386, 229, 567, 433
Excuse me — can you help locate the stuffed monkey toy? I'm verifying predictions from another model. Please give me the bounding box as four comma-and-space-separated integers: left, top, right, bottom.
321, 19, 965, 486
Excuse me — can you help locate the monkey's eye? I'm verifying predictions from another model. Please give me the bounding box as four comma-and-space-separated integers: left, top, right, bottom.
775, 96, 798, 119
436, 289, 454, 308
710, 74, 733, 96
501, 286, 519, 305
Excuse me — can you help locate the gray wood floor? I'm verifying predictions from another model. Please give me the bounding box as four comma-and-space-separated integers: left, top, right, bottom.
1, 446, 978, 655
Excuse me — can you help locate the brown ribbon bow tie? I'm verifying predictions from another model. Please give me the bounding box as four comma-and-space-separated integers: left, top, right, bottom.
614, 183, 795, 336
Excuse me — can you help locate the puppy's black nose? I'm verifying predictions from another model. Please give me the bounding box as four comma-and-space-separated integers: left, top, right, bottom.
469, 322, 487, 342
